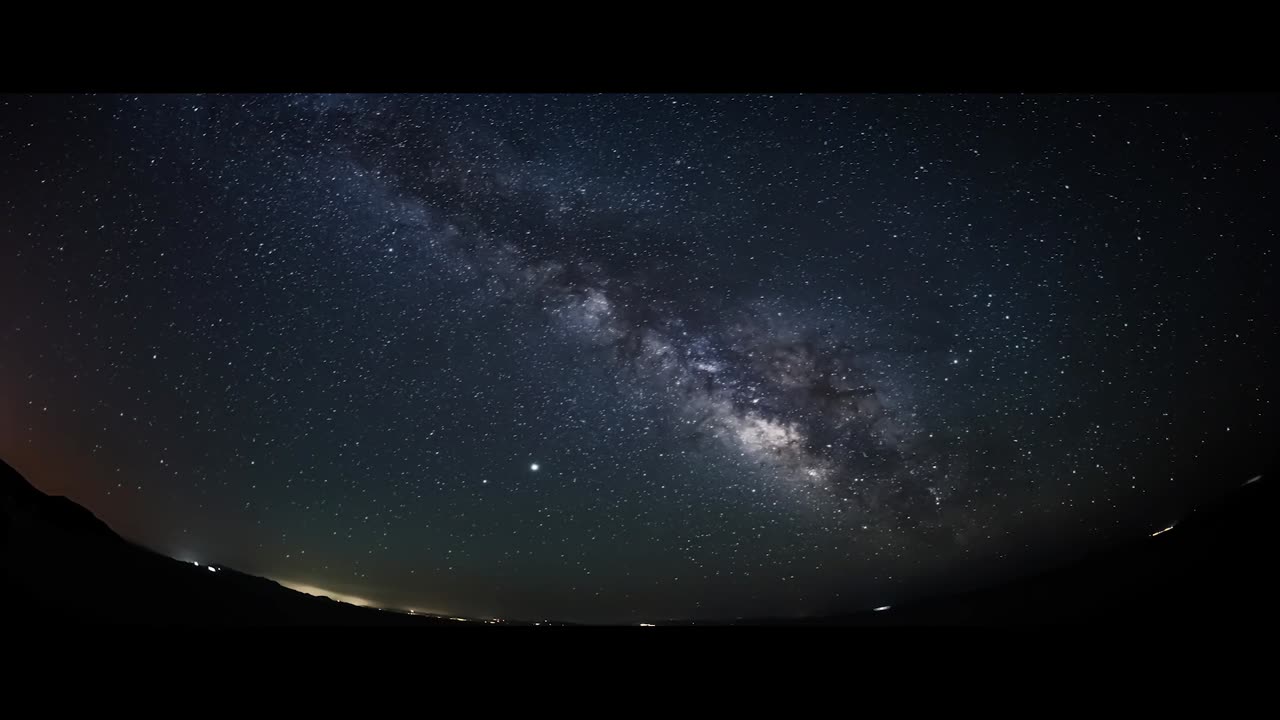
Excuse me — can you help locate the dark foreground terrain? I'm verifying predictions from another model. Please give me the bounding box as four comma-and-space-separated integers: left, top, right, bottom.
3, 456, 1275, 627
0, 458, 453, 625
719, 470, 1276, 627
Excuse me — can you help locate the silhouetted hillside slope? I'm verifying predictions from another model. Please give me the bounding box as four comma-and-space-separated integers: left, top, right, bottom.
5, 455, 1273, 628
0, 458, 450, 626
723, 471, 1276, 626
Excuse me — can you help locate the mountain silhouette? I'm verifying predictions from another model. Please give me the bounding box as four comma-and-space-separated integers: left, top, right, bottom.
3, 454, 1274, 627
0, 457, 453, 626
713, 469, 1277, 626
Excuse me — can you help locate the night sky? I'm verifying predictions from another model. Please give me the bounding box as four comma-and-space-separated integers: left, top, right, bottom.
1, 93, 1274, 623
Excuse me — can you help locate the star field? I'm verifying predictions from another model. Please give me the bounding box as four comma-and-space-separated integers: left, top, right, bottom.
0, 93, 1274, 622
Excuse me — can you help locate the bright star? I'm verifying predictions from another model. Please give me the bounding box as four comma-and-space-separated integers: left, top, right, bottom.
530, 463, 540, 472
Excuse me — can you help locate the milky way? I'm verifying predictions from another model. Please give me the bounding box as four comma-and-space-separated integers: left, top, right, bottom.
317, 102, 972, 540
1, 93, 1273, 622
346, 151, 946, 528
